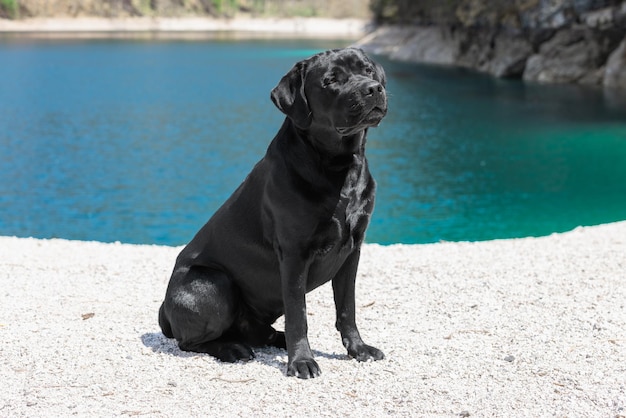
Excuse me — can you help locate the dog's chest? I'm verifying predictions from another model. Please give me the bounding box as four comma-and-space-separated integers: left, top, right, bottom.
315, 159, 374, 256
340, 163, 373, 237
305, 164, 373, 291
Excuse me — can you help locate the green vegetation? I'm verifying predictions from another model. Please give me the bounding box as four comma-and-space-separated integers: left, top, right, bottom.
212, 0, 238, 16
0, 0, 19, 19
247, 0, 316, 17
370, 0, 458, 23
0, 0, 370, 20
133, 0, 154, 16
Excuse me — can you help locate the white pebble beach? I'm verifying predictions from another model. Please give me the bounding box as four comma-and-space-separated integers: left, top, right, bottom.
1, 222, 625, 416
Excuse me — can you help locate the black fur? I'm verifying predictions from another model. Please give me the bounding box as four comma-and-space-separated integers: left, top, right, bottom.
159, 48, 387, 379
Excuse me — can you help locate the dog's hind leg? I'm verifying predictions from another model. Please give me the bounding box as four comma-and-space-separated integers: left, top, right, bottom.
160, 265, 254, 362
158, 302, 174, 338
178, 336, 254, 362
234, 311, 287, 349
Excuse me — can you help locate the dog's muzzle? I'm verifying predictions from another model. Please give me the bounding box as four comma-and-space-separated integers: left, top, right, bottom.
336, 82, 387, 135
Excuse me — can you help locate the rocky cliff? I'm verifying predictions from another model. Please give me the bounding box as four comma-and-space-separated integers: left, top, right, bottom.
358, 0, 626, 88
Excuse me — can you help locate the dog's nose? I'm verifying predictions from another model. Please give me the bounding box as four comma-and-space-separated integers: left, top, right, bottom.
363, 80, 383, 97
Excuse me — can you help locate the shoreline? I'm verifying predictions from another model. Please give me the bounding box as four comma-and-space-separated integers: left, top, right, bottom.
355, 24, 626, 89
0, 17, 371, 39
1, 221, 625, 416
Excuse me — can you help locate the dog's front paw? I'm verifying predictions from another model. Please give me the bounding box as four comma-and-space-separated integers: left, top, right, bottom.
347, 343, 385, 362
287, 357, 321, 379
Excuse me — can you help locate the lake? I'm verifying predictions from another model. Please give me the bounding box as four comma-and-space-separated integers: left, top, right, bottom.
1, 36, 626, 245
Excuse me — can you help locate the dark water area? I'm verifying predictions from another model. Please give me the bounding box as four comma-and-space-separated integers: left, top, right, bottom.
1, 37, 625, 245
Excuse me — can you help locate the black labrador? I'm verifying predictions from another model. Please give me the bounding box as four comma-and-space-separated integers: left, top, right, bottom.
159, 47, 387, 379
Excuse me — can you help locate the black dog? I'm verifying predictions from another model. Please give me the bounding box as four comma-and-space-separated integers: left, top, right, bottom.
159, 48, 387, 379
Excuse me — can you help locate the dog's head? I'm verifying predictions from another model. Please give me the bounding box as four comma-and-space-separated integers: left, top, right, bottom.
271, 48, 387, 135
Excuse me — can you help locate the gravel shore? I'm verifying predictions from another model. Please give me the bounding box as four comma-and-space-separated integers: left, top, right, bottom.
0, 17, 368, 38
1, 223, 625, 416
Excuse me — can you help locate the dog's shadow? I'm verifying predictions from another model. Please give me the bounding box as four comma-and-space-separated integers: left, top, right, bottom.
140, 332, 349, 375
141, 332, 196, 358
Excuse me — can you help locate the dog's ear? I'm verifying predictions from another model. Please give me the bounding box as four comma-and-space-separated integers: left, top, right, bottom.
270, 61, 312, 129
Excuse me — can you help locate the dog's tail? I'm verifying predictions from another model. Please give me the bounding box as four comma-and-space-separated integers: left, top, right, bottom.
158, 302, 174, 338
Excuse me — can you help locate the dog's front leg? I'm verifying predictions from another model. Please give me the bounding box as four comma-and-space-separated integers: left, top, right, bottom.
332, 249, 385, 362
279, 256, 320, 379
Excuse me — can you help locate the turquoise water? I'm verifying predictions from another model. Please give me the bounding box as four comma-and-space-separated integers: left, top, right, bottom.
1, 38, 625, 245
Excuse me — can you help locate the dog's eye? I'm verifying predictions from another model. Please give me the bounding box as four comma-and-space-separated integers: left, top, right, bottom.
365, 66, 374, 75
323, 75, 337, 87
